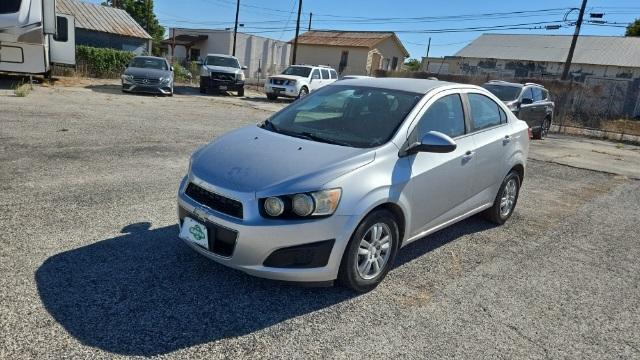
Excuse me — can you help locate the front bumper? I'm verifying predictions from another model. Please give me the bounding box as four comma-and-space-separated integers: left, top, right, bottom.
176, 176, 357, 282
264, 83, 300, 98
122, 81, 172, 95
201, 77, 244, 92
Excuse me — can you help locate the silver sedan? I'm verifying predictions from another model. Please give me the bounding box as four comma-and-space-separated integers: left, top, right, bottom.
177, 78, 530, 292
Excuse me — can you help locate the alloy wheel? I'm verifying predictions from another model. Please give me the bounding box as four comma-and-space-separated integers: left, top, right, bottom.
356, 222, 393, 280
500, 178, 518, 217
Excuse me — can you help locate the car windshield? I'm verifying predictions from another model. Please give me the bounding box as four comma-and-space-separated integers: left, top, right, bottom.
262, 85, 422, 148
129, 58, 167, 70
281, 66, 312, 77
482, 84, 522, 101
0, 0, 22, 14
204, 56, 240, 68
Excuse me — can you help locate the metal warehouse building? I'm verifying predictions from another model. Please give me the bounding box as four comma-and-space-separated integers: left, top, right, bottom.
56, 0, 152, 54
442, 34, 640, 81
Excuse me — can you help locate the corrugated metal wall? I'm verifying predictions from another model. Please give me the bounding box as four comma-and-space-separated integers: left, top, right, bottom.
76, 29, 149, 54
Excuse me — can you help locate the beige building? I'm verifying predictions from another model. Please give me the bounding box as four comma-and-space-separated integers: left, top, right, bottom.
291, 31, 409, 75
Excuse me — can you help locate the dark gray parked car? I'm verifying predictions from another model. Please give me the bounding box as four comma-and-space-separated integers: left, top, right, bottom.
121, 56, 174, 96
482, 81, 554, 139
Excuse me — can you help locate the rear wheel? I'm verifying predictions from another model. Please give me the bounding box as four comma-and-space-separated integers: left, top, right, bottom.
540, 117, 551, 138
483, 171, 521, 225
338, 209, 400, 292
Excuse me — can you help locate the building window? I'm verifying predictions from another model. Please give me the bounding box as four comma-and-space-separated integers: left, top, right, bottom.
190, 48, 201, 61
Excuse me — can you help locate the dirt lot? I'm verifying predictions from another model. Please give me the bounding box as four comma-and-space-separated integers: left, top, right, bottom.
1, 82, 639, 359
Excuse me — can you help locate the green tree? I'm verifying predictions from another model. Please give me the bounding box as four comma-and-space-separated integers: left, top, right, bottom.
404, 58, 422, 72
626, 18, 640, 36
102, 0, 165, 54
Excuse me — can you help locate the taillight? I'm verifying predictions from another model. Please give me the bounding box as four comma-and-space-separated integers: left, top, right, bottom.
528, 128, 533, 139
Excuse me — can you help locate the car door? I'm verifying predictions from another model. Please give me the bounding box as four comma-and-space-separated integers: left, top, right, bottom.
530, 87, 547, 129
405, 91, 477, 237
309, 69, 321, 91
320, 69, 330, 89
518, 87, 536, 126
464, 91, 511, 207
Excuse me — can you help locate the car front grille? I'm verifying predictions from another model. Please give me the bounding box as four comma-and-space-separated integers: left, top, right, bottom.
210, 72, 235, 82
185, 183, 243, 219
270, 78, 286, 85
133, 76, 160, 85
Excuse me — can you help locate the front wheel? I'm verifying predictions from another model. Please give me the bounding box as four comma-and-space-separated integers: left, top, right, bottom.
483, 171, 521, 225
540, 117, 551, 139
297, 86, 309, 99
338, 210, 400, 292
266, 93, 278, 101
237, 88, 244, 97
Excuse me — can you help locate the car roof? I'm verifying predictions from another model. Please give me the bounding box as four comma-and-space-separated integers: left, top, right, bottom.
205, 53, 238, 59
483, 80, 523, 88
133, 56, 166, 61
335, 77, 456, 94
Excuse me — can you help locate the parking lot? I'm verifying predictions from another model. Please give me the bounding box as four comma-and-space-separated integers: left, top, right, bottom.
1, 82, 639, 359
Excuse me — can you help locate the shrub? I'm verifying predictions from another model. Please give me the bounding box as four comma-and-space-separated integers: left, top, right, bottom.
76, 46, 135, 78
14, 82, 31, 97
171, 62, 191, 82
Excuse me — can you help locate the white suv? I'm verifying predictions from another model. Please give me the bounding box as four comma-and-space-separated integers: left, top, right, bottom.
265, 65, 338, 100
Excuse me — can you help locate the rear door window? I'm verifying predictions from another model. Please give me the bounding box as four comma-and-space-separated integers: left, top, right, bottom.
321, 69, 329, 79
468, 93, 507, 131
0, 0, 22, 14
532, 87, 543, 102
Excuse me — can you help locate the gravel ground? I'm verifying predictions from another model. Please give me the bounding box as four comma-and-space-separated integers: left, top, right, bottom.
1, 83, 639, 359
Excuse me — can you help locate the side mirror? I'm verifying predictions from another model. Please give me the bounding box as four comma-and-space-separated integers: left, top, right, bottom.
404, 131, 457, 155
170, 66, 174, 72
241, 65, 248, 70
521, 98, 533, 105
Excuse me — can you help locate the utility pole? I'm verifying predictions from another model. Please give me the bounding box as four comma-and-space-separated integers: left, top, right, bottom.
424, 37, 431, 72
112, 0, 117, 7
291, 0, 302, 65
146, 0, 151, 32
232, 0, 240, 56
561, 0, 588, 80
308, 12, 312, 31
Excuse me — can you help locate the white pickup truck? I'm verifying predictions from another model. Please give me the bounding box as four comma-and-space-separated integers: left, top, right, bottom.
265, 65, 338, 100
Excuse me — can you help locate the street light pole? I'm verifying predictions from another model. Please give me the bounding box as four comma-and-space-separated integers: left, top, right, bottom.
292, 0, 302, 65
232, 0, 240, 56
561, 0, 588, 80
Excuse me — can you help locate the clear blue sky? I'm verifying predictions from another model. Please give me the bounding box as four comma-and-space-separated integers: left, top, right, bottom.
86, 0, 639, 59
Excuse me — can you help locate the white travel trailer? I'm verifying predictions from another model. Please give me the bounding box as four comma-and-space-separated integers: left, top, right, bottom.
0, 0, 75, 75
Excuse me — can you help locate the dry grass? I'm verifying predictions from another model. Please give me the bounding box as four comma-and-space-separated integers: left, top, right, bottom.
13, 83, 31, 97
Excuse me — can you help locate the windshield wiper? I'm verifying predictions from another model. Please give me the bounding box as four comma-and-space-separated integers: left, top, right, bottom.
299, 132, 350, 146
261, 119, 278, 131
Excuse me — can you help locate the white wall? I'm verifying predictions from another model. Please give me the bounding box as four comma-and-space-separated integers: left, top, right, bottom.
168, 29, 290, 79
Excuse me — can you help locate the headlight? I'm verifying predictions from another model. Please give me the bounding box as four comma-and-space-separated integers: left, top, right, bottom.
292, 194, 314, 216
160, 77, 171, 84
261, 188, 342, 218
237, 72, 245, 81
507, 102, 519, 112
122, 74, 133, 82
264, 197, 285, 217
287, 79, 297, 85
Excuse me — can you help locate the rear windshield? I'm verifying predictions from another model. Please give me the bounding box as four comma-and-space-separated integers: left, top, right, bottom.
482, 84, 522, 101
281, 66, 312, 77
129, 58, 168, 70
0, 0, 22, 14
204, 56, 239, 68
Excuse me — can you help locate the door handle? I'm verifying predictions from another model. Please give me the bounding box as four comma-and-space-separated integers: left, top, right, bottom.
503, 135, 511, 144
462, 151, 475, 160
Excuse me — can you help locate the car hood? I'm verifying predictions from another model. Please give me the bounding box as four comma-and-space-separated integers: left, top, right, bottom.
190, 125, 375, 196
269, 74, 304, 81
124, 67, 171, 78
203, 65, 241, 74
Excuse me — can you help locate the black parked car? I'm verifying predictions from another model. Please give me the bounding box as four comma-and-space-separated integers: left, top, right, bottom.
482, 81, 554, 139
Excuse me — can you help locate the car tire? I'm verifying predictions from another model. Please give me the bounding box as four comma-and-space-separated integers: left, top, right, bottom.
298, 86, 309, 99
237, 88, 244, 97
540, 117, 551, 139
266, 93, 278, 101
337, 209, 400, 293
483, 171, 521, 225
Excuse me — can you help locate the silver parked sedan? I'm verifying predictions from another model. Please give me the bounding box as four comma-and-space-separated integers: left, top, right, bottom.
177, 78, 530, 292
